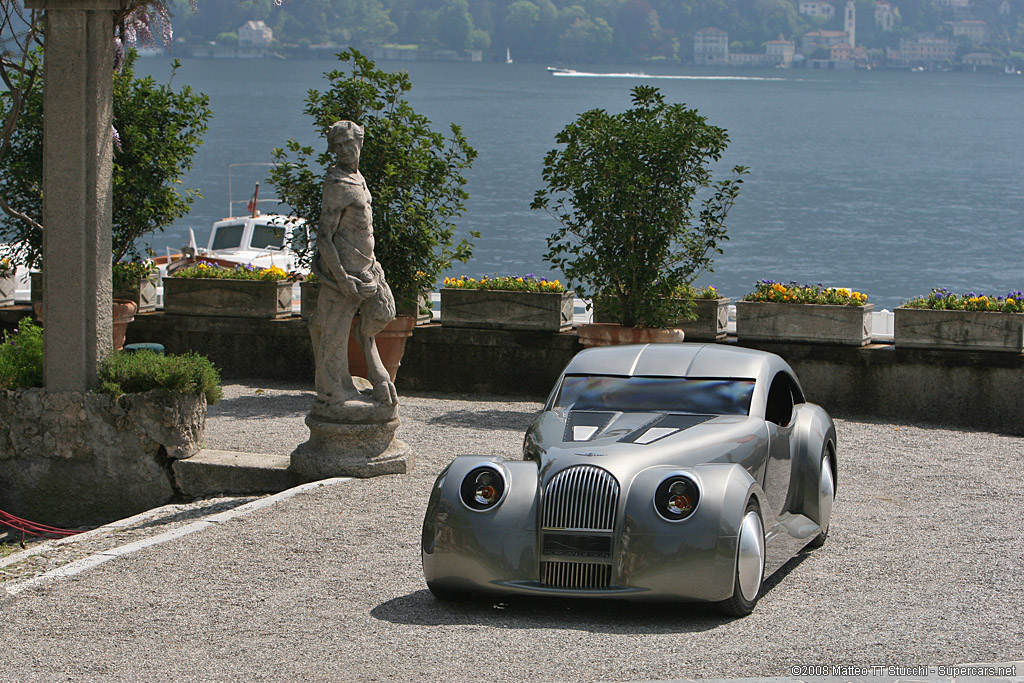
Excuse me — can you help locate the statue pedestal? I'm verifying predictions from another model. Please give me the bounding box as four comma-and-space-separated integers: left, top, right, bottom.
290, 416, 413, 479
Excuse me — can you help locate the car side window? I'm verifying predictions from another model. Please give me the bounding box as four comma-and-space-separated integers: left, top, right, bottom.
765, 372, 795, 427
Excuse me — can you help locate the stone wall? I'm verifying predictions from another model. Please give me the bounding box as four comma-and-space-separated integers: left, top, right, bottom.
0, 388, 206, 526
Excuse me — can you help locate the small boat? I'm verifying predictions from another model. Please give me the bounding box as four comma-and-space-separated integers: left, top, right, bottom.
505, 47, 513, 64
546, 66, 578, 75
162, 164, 308, 277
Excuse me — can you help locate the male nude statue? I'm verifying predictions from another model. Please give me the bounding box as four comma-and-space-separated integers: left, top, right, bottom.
308, 120, 398, 409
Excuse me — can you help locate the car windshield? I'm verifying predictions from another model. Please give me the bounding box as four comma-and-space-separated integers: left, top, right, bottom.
552, 375, 755, 416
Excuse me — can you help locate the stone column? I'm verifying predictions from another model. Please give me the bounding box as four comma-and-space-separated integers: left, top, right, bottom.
25, 0, 123, 391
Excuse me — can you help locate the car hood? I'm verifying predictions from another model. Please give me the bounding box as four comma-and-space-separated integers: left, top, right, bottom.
524, 410, 767, 485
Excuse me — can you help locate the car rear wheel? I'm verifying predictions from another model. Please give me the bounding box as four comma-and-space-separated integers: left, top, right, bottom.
807, 450, 835, 549
717, 501, 765, 617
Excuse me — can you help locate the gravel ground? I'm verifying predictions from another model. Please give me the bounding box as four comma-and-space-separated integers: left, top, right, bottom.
0, 380, 1022, 681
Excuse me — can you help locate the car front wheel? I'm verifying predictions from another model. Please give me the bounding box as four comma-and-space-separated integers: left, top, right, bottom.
717, 501, 765, 617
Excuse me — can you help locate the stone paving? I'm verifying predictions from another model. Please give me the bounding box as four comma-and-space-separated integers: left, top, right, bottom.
1, 382, 1022, 682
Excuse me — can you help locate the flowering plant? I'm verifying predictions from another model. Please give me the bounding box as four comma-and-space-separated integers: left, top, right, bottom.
0, 258, 13, 278
112, 259, 157, 291
745, 281, 868, 306
903, 288, 1024, 314
673, 284, 723, 300
443, 274, 566, 293
171, 262, 289, 282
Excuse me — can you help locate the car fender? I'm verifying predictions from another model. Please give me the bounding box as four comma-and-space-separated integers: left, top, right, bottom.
617, 462, 772, 601
789, 403, 837, 526
422, 455, 540, 589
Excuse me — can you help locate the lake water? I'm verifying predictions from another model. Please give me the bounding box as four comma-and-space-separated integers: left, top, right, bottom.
135, 58, 1024, 311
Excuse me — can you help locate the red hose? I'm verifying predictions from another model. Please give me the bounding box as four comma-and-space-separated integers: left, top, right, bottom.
1, 508, 85, 548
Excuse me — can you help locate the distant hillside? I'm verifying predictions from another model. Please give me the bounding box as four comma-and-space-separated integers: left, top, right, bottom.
168, 0, 1024, 62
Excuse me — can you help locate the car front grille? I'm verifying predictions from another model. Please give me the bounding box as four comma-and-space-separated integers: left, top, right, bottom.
540, 465, 619, 590
541, 465, 619, 531
541, 561, 612, 590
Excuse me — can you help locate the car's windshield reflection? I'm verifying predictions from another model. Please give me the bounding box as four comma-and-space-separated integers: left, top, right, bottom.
552, 375, 756, 416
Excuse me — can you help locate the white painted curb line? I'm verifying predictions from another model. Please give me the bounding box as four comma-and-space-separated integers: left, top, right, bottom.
3, 477, 350, 596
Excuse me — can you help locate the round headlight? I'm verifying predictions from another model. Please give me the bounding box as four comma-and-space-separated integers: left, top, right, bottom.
460, 466, 507, 511
654, 474, 701, 521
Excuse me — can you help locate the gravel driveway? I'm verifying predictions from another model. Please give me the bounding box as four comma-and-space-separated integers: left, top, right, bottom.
1, 381, 1022, 681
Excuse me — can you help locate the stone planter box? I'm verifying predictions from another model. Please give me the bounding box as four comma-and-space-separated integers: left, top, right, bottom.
113, 274, 158, 313
894, 307, 1024, 353
0, 388, 206, 527
0, 273, 15, 306
301, 282, 430, 324
163, 277, 293, 319
594, 297, 729, 341
440, 288, 574, 332
735, 301, 874, 346
300, 280, 319, 320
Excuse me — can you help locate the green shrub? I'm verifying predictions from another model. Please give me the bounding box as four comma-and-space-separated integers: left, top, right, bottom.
0, 317, 44, 390
98, 350, 222, 404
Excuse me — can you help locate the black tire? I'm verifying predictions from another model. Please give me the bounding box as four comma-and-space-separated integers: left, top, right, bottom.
717, 501, 765, 617
427, 582, 464, 601
807, 450, 835, 549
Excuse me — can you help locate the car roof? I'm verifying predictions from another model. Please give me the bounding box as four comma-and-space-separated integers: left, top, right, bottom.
561, 343, 779, 380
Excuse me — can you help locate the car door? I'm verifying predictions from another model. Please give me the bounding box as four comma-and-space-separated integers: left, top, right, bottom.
762, 372, 796, 518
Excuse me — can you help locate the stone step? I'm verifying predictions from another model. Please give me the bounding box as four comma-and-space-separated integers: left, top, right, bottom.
173, 449, 300, 498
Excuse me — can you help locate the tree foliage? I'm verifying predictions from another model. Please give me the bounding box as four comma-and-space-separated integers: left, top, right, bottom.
533, 85, 746, 328
269, 48, 477, 305
0, 50, 210, 267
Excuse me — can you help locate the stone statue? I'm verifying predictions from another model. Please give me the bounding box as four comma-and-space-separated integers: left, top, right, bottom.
308, 120, 398, 419
292, 121, 413, 478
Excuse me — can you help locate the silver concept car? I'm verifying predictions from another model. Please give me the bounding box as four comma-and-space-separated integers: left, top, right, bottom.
421, 343, 837, 615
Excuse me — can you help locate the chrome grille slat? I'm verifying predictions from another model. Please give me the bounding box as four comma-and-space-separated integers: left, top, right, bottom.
542, 465, 619, 532
541, 561, 612, 590
540, 465, 619, 590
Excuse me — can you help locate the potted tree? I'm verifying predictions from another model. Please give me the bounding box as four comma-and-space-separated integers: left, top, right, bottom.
0, 49, 210, 333
270, 49, 477, 378
532, 85, 746, 347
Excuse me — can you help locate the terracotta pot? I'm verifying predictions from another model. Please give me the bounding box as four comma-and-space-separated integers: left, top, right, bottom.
576, 322, 684, 348
348, 315, 416, 382
112, 299, 138, 350
32, 299, 138, 351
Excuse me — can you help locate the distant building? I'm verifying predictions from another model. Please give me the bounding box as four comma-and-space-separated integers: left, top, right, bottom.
875, 1, 896, 32
766, 39, 796, 66
728, 52, 772, 66
801, 29, 849, 54
830, 42, 853, 61
951, 20, 988, 45
799, 1, 835, 19
844, 1, 856, 48
998, 0, 1011, 16
693, 27, 729, 65
238, 21, 273, 48
961, 52, 996, 67
887, 35, 956, 67
938, 0, 972, 18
